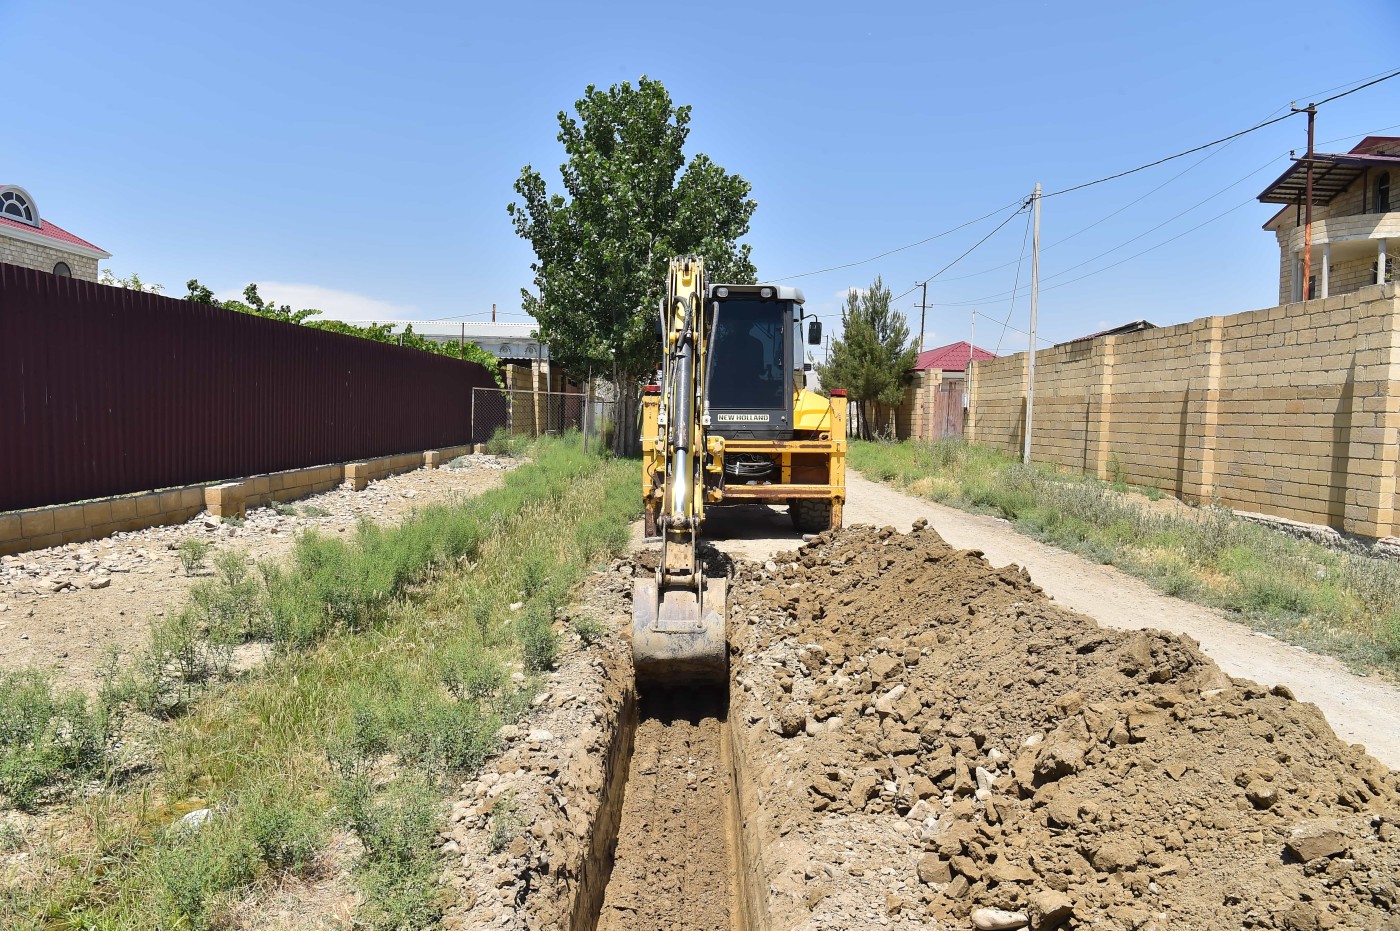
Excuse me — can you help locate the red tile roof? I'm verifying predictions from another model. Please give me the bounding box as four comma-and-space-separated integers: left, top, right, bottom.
0, 214, 108, 255
913, 341, 996, 371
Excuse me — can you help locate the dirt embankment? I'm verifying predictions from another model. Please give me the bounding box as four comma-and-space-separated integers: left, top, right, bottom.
729, 522, 1400, 931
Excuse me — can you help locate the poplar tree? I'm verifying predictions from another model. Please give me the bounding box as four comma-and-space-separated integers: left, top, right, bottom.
508, 77, 757, 453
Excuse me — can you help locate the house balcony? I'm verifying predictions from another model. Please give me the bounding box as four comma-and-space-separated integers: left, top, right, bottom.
1281, 212, 1399, 301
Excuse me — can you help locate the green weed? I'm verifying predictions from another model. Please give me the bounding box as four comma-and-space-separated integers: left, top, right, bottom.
488, 790, 521, 853
177, 538, 211, 575
1, 435, 642, 929
573, 615, 607, 646
0, 670, 112, 810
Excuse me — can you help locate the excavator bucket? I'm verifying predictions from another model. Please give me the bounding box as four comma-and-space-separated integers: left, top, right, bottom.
631, 576, 727, 689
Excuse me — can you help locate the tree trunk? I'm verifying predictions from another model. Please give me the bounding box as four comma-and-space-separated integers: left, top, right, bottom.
612, 365, 642, 457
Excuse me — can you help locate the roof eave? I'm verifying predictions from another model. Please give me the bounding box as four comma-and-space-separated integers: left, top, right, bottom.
0, 221, 110, 259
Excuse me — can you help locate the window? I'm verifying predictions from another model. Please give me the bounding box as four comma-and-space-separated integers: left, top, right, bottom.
1375, 172, 1391, 213
0, 188, 37, 225
52, 262, 71, 278
708, 298, 786, 410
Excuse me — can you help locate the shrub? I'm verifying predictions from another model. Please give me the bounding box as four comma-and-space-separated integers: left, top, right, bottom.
488, 791, 521, 853
0, 670, 111, 809
485, 427, 522, 457
177, 538, 212, 575
573, 616, 607, 646
440, 648, 505, 701
518, 609, 558, 673
151, 818, 258, 931
243, 776, 327, 872
339, 778, 443, 931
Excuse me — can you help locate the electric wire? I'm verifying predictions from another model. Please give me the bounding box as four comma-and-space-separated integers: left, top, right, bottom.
944, 193, 1258, 309
940, 153, 1285, 308
1041, 68, 1400, 199
769, 198, 1027, 282
906, 201, 1031, 294
994, 209, 1034, 354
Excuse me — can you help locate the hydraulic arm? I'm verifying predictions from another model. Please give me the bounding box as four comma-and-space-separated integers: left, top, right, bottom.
632, 257, 727, 687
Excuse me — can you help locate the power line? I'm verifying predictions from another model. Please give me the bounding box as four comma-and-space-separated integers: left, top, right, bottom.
944, 193, 1259, 309
995, 209, 1034, 354
770, 198, 1026, 282
974, 311, 1051, 347
1041, 67, 1400, 199
909, 202, 1030, 290
942, 153, 1284, 308
938, 137, 1243, 285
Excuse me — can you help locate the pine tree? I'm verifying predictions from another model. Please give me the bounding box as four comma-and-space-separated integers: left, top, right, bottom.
816, 276, 917, 439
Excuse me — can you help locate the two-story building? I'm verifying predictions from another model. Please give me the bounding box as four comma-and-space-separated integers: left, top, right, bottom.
1258, 136, 1400, 303
0, 184, 110, 281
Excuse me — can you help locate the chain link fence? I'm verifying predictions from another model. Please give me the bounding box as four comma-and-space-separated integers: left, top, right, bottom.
471, 387, 618, 453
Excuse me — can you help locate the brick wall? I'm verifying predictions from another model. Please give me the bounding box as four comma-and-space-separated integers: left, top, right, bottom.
966, 284, 1400, 537
0, 235, 99, 281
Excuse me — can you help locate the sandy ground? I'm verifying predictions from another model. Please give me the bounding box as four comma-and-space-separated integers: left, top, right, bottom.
700, 471, 1400, 771
0, 457, 514, 691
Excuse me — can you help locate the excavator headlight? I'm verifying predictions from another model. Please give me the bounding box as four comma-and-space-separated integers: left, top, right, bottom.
715, 287, 729, 298
760, 287, 773, 299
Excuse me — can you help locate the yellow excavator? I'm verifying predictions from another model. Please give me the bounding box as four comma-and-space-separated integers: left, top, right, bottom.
633, 256, 848, 688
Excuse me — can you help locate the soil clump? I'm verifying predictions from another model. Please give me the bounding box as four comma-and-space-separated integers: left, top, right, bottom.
728, 522, 1400, 930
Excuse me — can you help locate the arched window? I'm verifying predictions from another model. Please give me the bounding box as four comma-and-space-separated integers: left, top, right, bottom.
52, 262, 71, 278
1375, 172, 1391, 213
0, 187, 38, 226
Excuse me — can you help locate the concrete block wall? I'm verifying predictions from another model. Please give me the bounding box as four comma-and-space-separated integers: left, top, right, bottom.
966, 284, 1400, 537
0, 236, 99, 281
1, 443, 482, 557
893, 370, 942, 440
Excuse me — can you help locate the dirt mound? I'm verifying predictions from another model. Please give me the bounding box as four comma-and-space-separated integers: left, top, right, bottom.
729, 523, 1400, 930
595, 693, 735, 931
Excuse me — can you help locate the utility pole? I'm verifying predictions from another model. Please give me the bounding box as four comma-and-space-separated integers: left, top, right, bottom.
1023, 183, 1041, 465
1294, 102, 1317, 301
915, 281, 929, 355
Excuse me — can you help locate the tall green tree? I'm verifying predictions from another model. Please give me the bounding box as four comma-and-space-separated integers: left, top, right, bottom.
508, 77, 757, 453
816, 276, 917, 439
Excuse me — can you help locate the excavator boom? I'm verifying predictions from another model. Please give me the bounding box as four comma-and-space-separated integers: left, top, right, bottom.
632, 257, 727, 689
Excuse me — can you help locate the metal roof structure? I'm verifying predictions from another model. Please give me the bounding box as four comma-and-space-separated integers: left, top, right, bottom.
1057, 320, 1157, 346
1256, 137, 1400, 207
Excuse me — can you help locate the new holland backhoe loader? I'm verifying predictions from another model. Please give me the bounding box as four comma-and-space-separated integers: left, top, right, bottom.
633, 256, 848, 688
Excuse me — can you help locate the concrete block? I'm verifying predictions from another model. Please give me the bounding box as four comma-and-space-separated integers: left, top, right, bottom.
0, 513, 21, 542
82, 501, 113, 527
52, 505, 86, 534
110, 497, 138, 520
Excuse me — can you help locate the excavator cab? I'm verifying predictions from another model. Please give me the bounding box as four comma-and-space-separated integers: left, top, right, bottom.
634, 260, 847, 692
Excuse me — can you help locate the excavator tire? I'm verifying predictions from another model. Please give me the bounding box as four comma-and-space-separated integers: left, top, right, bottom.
789, 497, 834, 533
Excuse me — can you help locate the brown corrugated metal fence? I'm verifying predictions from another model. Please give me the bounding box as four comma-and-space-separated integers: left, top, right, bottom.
0, 263, 497, 512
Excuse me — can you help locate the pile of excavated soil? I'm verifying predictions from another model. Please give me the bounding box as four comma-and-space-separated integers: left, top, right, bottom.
595, 692, 735, 931
728, 523, 1400, 931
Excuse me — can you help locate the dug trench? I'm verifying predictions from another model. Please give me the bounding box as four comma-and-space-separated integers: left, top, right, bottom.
443, 522, 1400, 931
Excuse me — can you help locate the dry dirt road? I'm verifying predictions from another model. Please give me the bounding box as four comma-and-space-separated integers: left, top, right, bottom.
703, 470, 1400, 770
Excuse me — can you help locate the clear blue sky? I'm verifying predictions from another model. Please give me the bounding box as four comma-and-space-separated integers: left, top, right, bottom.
7, 0, 1399, 353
